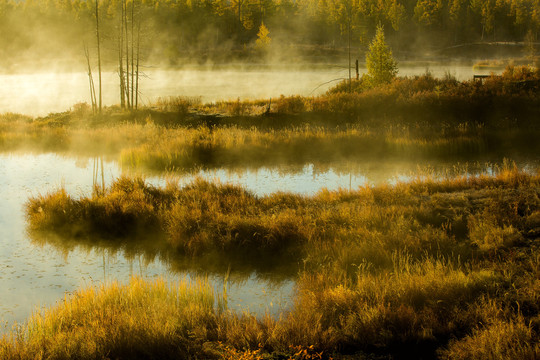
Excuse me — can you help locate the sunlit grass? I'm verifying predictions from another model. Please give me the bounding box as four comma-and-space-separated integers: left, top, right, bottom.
5, 68, 540, 358
0, 112, 492, 172
440, 302, 540, 359
14, 166, 540, 358
0, 277, 218, 359
27, 163, 539, 258
1, 67, 539, 172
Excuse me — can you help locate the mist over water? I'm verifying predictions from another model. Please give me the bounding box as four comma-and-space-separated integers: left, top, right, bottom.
0, 63, 495, 116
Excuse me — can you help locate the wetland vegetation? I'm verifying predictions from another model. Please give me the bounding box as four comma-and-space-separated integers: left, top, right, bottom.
0, 6, 539, 354
1, 65, 539, 173
7, 61, 540, 356
2, 164, 538, 359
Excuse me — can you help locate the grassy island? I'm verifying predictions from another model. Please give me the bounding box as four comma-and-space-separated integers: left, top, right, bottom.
2, 164, 535, 359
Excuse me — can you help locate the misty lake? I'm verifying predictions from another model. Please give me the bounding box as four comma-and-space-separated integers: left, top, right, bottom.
0, 63, 495, 116
0, 61, 518, 333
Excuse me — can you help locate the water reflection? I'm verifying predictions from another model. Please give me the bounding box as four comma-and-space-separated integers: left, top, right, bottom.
28, 231, 296, 319
29, 230, 299, 282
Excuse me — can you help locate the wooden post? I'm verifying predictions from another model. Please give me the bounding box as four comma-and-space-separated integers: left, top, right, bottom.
355, 59, 359, 80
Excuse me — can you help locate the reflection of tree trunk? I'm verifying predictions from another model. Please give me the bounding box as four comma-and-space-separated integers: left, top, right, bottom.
101, 157, 105, 194
481, 24, 484, 41
93, 157, 105, 195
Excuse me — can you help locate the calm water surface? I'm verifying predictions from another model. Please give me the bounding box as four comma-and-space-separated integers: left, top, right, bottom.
0, 64, 496, 116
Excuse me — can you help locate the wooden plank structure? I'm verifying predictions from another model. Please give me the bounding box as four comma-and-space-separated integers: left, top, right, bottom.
473, 74, 490, 83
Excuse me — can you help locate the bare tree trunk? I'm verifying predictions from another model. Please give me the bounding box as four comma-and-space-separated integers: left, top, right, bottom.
348, 19, 351, 92
131, 0, 135, 109
125, 0, 131, 110
135, 20, 141, 109
84, 43, 97, 114
119, 1, 125, 109
95, 0, 102, 113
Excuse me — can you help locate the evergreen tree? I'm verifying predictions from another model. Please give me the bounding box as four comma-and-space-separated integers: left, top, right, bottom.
256, 22, 271, 48
366, 24, 398, 85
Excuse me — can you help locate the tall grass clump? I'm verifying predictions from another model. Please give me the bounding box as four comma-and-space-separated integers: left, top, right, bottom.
153, 96, 202, 114
440, 302, 540, 359
27, 176, 167, 237
0, 277, 217, 360
273, 254, 500, 356
164, 179, 306, 256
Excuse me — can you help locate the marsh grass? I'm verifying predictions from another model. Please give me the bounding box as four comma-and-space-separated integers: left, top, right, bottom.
0, 277, 219, 359
118, 124, 492, 172
274, 255, 500, 356
16, 167, 540, 358
27, 176, 166, 238
6, 68, 540, 358
153, 96, 202, 114
439, 302, 540, 359
1, 67, 539, 173
27, 164, 539, 260
0, 117, 523, 174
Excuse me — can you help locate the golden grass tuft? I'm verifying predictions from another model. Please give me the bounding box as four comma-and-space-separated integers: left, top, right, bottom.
0, 277, 217, 360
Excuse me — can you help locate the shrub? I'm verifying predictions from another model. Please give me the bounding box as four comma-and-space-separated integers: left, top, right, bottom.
275, 95, 306, 114
154, 96, 201, 114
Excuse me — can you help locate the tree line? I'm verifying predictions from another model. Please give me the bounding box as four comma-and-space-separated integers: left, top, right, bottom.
0, 0, 538, 67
